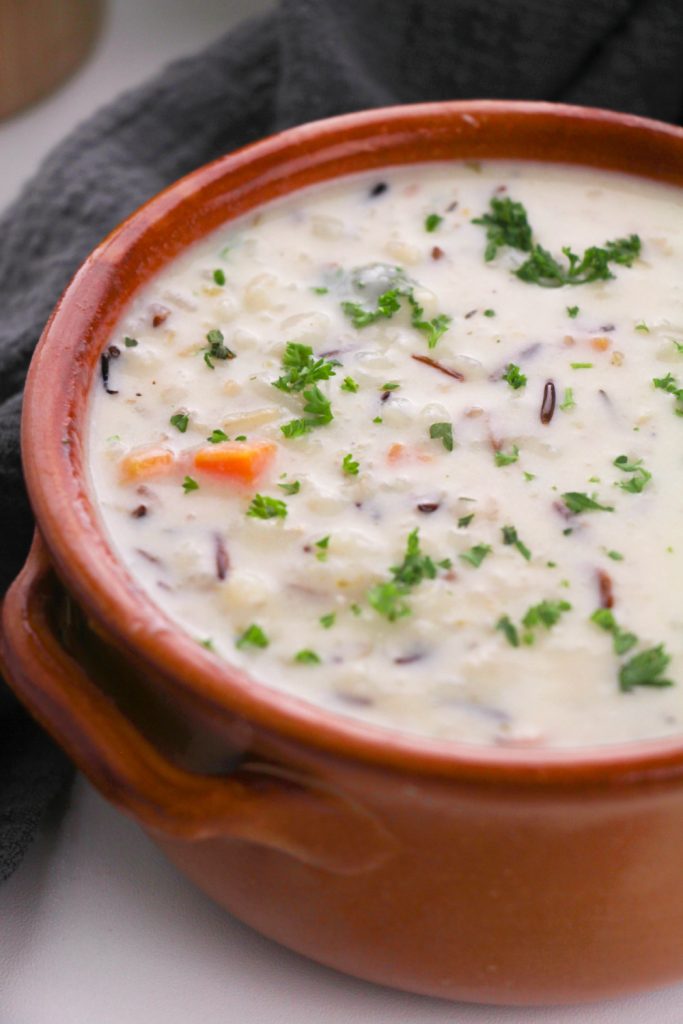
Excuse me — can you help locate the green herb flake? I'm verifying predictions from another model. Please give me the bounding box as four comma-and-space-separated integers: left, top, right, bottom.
350, 603, 362, 617
429, 421, 454, 452
203, 328, 236, 368
170, 412, 189, 433
590, 608, 637, 656
523, 471, 536, 481
182, 475, 199, 493
278, 480, 301, 495
367, 582, 411, 622
522, 599, 571, 631
342, 453, 360, 475
199, 638, 215, 651
502, 363, 527, 390
213, 268, 226, 286
472, 197, 533, 262
567, 306, 579, 319
273, 341, 337, 394
341, 274, 451, 349
367, 529, 445, 622
294, 649, 321, 665
558, 387, 575, 412
607, 550, 624, 561
372, 416, 383, 424
619, 644, 673, 692
207, 428, 229, 444
483, 308, 496, 317
341, 376, 359, 393
315, 535, 330, 561
496, 615, 519, 647
320, 613, 336, 629
247, 494, 288, 519
459, 544, 492, 569
312, 286, 329, 295
562, 491, 614, 514
281, 418, 310, 438
495, 445, 520, 467
635, 320, 650, 333
381, 381, 401, 391
613, 454, 652, 494
457, 513, 474, 528
515, 236, 641, 288
124, 336, 138, 348
236, 624, 269, 650
501, 525, 532, 561
570, 362, 593, 370
425, 213, 443, 232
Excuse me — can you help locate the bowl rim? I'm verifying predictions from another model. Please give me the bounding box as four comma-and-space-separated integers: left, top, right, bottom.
22, 98, 683, 786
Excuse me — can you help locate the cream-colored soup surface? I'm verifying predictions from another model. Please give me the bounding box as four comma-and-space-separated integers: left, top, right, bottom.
88, 160, 683, 748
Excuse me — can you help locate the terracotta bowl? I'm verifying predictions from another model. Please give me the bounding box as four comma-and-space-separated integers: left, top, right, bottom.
4, 101, 683, 1007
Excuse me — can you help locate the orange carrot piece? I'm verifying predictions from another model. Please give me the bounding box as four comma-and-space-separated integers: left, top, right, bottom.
387, 443, 406, 463
193, 440, 276, 484
591, 336, 610, 351
119, 446, 174, 483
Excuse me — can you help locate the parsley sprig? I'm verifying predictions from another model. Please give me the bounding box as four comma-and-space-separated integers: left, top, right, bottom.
203, 328, 236, 369
273, 341, 337, 393
368, 529, 445, 622
613, 454, 651, 494
341, 264, 451, 349
472, 196, 641, 287
247, 494, 288, 519
501, 525, 531, 561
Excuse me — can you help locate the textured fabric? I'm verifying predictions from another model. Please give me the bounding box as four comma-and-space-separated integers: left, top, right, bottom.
2, 0, 683, 883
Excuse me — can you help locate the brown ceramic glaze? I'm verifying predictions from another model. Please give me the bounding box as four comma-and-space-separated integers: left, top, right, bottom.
4, 102, 683, 1005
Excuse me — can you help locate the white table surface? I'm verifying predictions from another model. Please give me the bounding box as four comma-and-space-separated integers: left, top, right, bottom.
3, 2, 683, 1020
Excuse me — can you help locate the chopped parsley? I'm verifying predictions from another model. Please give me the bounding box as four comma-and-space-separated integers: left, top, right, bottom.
281, 384, 334, 437
124, 336, 138, 348
429, 421, 454, 452
170, 412, 189, 433
522, 599, 571, 631
342, 453, 360, 475
312, 286, 329, 295
570, 362, 593, 370
320, 613, 336, 629
607, 550, 624, 561
340, 267, 451, 349
559, 387, 575, 412
341, 376, 359, 393
294, 649, 321, 665
368, 529, 444, 621
182, 475, 199, 493
501, 525, 531, 561
562, 491, 614, 514
457, 513, 474, 528
635, 320, 650, 333
613, 454, 651, 493
372, 416, 383, 424
203, 328, 235, 368
619, 645, 673, 693
459, 544, 491, 568
472, 197, 533, 261
425, 213, 443, 232
315, 535, 330, 561
483, 308, 496, 317
247, 494, 287, 519
273, 341, 337, 393
278, 480, 301, 495
236, 624, 269, 650
473, 197, 641, 287
567, 306, 579, 318
213, 268, 226, 285
590, 608, 637, 656
502, 363, 527, 390
381, 381, 401, 391
494, 445, 520, 467
207, 428, 229, 443
496, 615, 519, 647
652, 372, 683, 416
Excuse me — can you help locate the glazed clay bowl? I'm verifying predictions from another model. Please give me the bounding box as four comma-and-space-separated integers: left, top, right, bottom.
4, 101, 683, 1007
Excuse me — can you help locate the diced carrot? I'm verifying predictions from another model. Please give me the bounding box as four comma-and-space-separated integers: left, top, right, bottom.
119, 446, 174, 483
387, 442, 433, 464
193, 440, 276, 484
591, 336, 610, 351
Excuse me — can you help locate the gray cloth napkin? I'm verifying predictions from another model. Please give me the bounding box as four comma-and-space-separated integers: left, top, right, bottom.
2, 0, 683, 883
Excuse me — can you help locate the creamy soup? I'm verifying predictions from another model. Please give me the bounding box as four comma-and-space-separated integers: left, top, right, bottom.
87, 161, 683, 748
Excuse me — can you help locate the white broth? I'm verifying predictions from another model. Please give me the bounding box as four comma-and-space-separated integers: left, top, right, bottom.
87, 161, 683, 747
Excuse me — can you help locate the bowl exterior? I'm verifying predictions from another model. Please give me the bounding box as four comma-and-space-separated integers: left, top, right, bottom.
8, 101, 683, 1005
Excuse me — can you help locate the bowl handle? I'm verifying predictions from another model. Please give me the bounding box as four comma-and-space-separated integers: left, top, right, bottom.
0, 534, 395, 875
